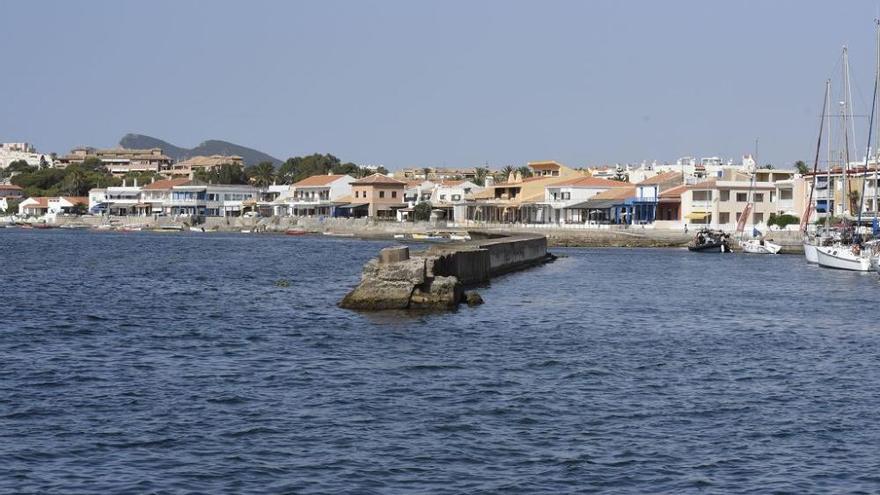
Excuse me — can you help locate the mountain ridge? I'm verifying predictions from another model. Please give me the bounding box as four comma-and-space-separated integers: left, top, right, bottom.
119, 134, 282, 166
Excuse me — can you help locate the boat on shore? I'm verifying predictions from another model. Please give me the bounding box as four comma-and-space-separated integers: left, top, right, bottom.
285, 229, 308, 236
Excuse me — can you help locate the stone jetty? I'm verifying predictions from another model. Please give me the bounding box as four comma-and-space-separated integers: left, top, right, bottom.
339, 233, 554, 310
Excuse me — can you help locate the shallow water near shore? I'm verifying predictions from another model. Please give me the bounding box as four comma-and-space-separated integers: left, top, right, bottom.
2, 228, 880, 493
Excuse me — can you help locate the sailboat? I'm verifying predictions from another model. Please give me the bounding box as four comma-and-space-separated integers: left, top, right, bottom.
803, 80, 831, 263
737, 142, 781, 254
817, 26, 880, 271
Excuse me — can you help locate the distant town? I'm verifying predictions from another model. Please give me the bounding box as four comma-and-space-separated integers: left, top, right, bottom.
0, 140, 865, 232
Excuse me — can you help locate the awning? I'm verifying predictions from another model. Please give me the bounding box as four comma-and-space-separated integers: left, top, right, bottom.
569, 199, 619, 209
339, 203, 369, 209
686, 212, 710, 220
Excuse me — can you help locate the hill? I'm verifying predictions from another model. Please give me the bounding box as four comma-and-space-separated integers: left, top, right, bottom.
119, 134, 282, 166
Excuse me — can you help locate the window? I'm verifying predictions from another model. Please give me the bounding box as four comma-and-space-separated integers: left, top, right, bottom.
753, 193, 764, 203
720, 190, 730, 201
379, 191, 385, 198
736, 192, 748, 202
719, 212, 730, 224
391, 191, 397, 198
753, 212, 764, 224
562, 192, 571, 200
440, 194, 446, 200
452, 194, 461, 201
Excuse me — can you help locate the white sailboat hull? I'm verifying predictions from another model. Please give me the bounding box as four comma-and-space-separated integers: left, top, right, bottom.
740, 239, 782, 254
815, 246, 875, 271
804, 242, 819, 263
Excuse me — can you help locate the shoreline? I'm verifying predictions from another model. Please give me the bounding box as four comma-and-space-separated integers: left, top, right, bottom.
3, 215, 806, 252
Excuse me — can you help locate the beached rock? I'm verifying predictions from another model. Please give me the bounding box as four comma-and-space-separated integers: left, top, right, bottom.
465, 291, 484, 306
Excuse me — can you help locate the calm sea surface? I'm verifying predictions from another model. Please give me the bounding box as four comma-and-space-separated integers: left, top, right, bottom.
2, 228, 880, 494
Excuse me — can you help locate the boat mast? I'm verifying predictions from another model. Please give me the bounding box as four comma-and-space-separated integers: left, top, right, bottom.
857, 20, 880, 240
827, 80, 833, 230
874, 19, 880, 226
804, 80, 830, 233
843, 46, 853, 217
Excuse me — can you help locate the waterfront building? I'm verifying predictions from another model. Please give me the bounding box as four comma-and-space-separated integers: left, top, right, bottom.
140, 178, 193, 215
799, 166, 880, 220
399, 179, 483, 221
56, 147, 173, 174
630, 171, 685, 224
458, 161, 581, 223
282, 174, 355, 217
575, 186, 638, 224
680, 179, 777, 228
167, 155, 244, 178
342, 173, 406, 218
166, 183, 259, 217
654, 184, 689, 225
18, 196, 88, 216
0, 142, 54, 169
536, 176, 631, 224
0, 184, 25, 213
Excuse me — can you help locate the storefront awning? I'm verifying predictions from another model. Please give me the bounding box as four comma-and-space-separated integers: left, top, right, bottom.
686, 212, 710, 220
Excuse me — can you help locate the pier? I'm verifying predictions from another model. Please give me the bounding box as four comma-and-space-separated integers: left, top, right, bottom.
339, 232, 554, 310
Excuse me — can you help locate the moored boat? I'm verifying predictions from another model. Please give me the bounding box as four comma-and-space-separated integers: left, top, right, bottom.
687, 229, 732, 253
816, 243, 878, 271
740, 238, 782, 254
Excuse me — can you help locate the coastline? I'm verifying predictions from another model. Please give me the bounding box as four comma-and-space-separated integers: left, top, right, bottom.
5, 215, 806, 252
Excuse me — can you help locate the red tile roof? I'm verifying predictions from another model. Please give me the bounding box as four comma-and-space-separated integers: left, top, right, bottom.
638, 171, 683, 186
591, 186, 636, 200
143, 178, 192, 190
552, 176, 632, 188
292, 174, 348, 187
351, 173, 406, 185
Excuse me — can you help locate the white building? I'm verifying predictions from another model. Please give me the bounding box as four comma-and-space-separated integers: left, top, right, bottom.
279, 174, 355, 216
0, 142, 54, 169
18, 196, 88, 216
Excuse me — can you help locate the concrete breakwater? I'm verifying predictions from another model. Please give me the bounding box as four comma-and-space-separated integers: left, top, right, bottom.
339, 233, 553, 310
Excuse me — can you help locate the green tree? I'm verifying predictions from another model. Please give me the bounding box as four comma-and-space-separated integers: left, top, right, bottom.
474, 167, 489, 186
61, 166, 90, 196
516, 166, 533, 179
194, 163, 248, 184
413, 201, 432, 221
80, 157, 104, 171
246, 161, 277, 187
499, 165, 515, 182
794, 160, 809, 175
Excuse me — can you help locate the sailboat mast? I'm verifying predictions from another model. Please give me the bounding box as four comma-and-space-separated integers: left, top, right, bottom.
857, 20, 880, 238
843, 46, 852, 217
805, 80, 830, 232
874, 19, 880, 222
827, 80, 833, 230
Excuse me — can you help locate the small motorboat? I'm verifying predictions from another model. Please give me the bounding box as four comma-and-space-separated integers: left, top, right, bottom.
740, 238, 782, 254
687, 229, 732, 253
285, 229, 308, 236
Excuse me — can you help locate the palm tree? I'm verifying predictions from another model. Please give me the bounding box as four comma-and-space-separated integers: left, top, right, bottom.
248, 162, 276, 188
62, 166, 89, 196
499, 165, 515, 182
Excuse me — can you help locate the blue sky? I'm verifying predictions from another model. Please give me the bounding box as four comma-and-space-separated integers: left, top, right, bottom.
3, 0, 880, 169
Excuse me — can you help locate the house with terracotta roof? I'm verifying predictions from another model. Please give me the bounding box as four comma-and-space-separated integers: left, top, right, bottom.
342, 173, 406, 218
18, 196, 88, 216
539, 176, 632, 223
457, 161, 582, 224
281, 174, 354, 216
139, 178, 194, 215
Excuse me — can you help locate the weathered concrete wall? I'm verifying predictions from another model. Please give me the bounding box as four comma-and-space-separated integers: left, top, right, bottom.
340, 233, 552, 311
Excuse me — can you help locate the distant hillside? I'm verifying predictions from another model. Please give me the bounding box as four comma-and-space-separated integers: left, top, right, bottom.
119, 134, 282, 166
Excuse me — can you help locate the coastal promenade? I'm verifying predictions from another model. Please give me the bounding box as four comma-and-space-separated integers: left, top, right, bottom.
39, 215, 806, 252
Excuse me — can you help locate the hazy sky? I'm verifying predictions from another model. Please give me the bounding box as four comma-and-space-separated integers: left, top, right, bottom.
3, 0, 880, 169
